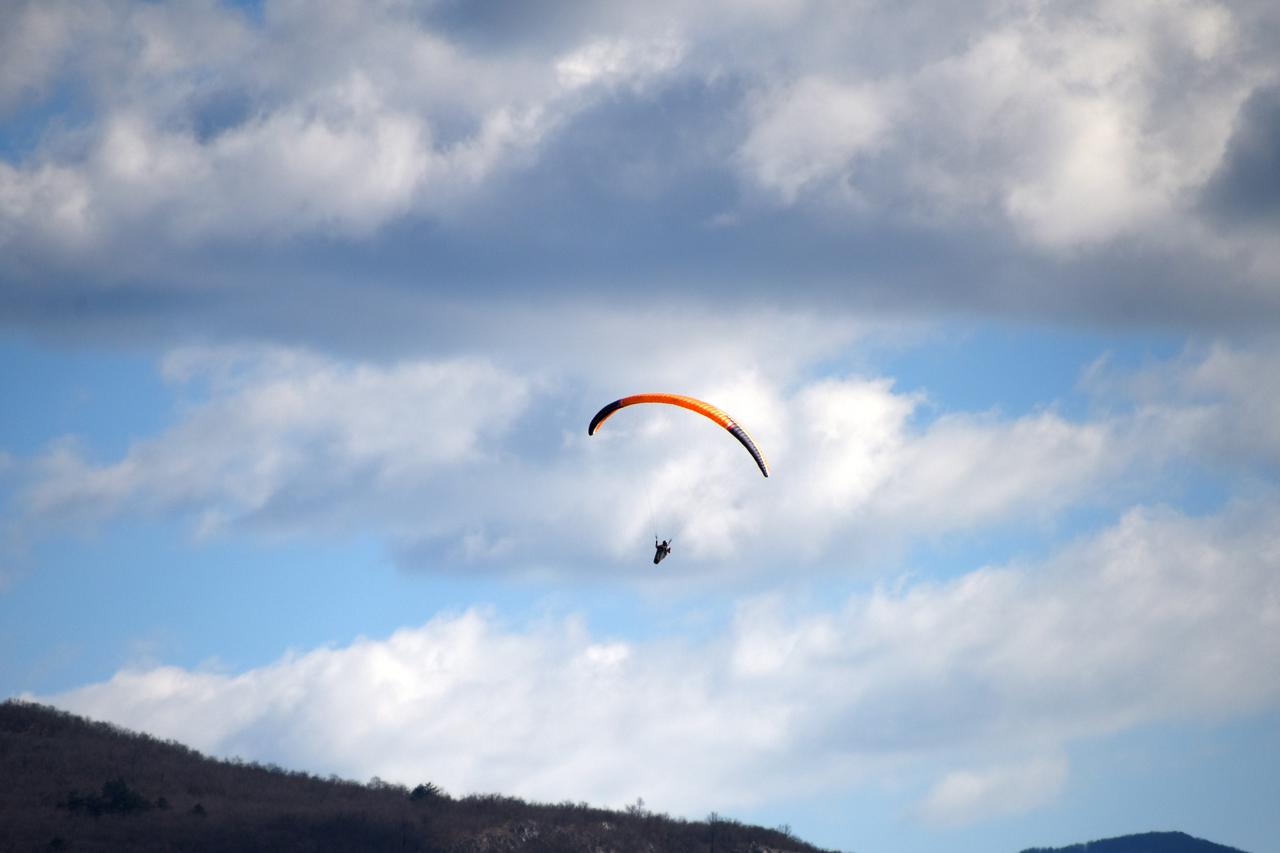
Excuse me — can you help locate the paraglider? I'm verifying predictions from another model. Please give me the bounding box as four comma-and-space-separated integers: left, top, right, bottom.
587, 393, 769, 478
588, 393, 770, 564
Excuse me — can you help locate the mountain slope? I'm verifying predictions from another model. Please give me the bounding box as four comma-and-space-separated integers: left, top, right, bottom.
0, 700, 832, 853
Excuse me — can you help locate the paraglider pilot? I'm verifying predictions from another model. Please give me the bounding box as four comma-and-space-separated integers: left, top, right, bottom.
654, 538, 672, 565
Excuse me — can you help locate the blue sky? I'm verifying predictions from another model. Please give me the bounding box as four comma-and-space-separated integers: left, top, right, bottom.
3, 3, 1279, 853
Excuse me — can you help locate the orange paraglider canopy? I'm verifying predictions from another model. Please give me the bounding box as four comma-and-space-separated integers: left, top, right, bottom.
588, 393, 769, 477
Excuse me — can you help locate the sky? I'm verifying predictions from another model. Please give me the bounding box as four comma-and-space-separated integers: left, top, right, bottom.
2, 1, 1279, 852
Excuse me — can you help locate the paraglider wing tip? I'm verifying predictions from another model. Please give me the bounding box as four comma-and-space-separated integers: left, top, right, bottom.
727, 424, 770, 478
588, 399, 626, 436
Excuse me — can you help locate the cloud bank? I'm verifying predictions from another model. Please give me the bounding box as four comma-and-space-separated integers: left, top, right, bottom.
3, 0, 1280, 337
16, 337, 1280, 577
15, 336, 1139, 575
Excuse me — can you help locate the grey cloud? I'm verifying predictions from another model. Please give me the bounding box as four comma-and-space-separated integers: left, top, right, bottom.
0, 2, 98, 118
2, 0, 1280, 345
416, 0, 608, 53
187, 86, 257, 144
1201, 85, 1280, 225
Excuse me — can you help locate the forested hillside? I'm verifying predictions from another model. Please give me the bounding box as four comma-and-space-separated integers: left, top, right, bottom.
0, 700, 831, 853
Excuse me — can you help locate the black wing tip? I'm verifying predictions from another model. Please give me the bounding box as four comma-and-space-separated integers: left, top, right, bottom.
588, 399, 625, 435
727, 423, 770, 478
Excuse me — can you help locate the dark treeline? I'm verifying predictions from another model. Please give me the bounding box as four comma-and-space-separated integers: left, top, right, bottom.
0, 700, 836, 853
1020, 831, 1250, 853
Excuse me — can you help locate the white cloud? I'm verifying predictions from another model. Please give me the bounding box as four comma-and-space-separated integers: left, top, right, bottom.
737, 75, 893, 205
2, 0, 1271, 265
912, 755, 1068, 827
890, 0, 1250, 250
0, 161, 94, 249
708, 0, 1271, 274
1084, 340, 1280, 473
23, 347, 532, 538
16, 330, 1138, 574
0, 0, 695, 256
2, 76, 543, 247
18, 334, 1280, 582
41, 497, 1280, 818
555, 34, 685, 91
27, 333, 1280, 578
94, 91, 434, 241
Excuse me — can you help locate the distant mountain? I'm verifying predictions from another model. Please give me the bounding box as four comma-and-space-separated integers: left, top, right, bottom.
1021, 830, 1251, 853
1, 700, 834, 853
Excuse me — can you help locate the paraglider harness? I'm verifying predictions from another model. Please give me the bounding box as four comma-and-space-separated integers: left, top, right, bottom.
653, 538, 672, 565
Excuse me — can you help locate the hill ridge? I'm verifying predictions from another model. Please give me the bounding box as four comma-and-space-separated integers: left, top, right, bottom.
1019, 829, 1251, 853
